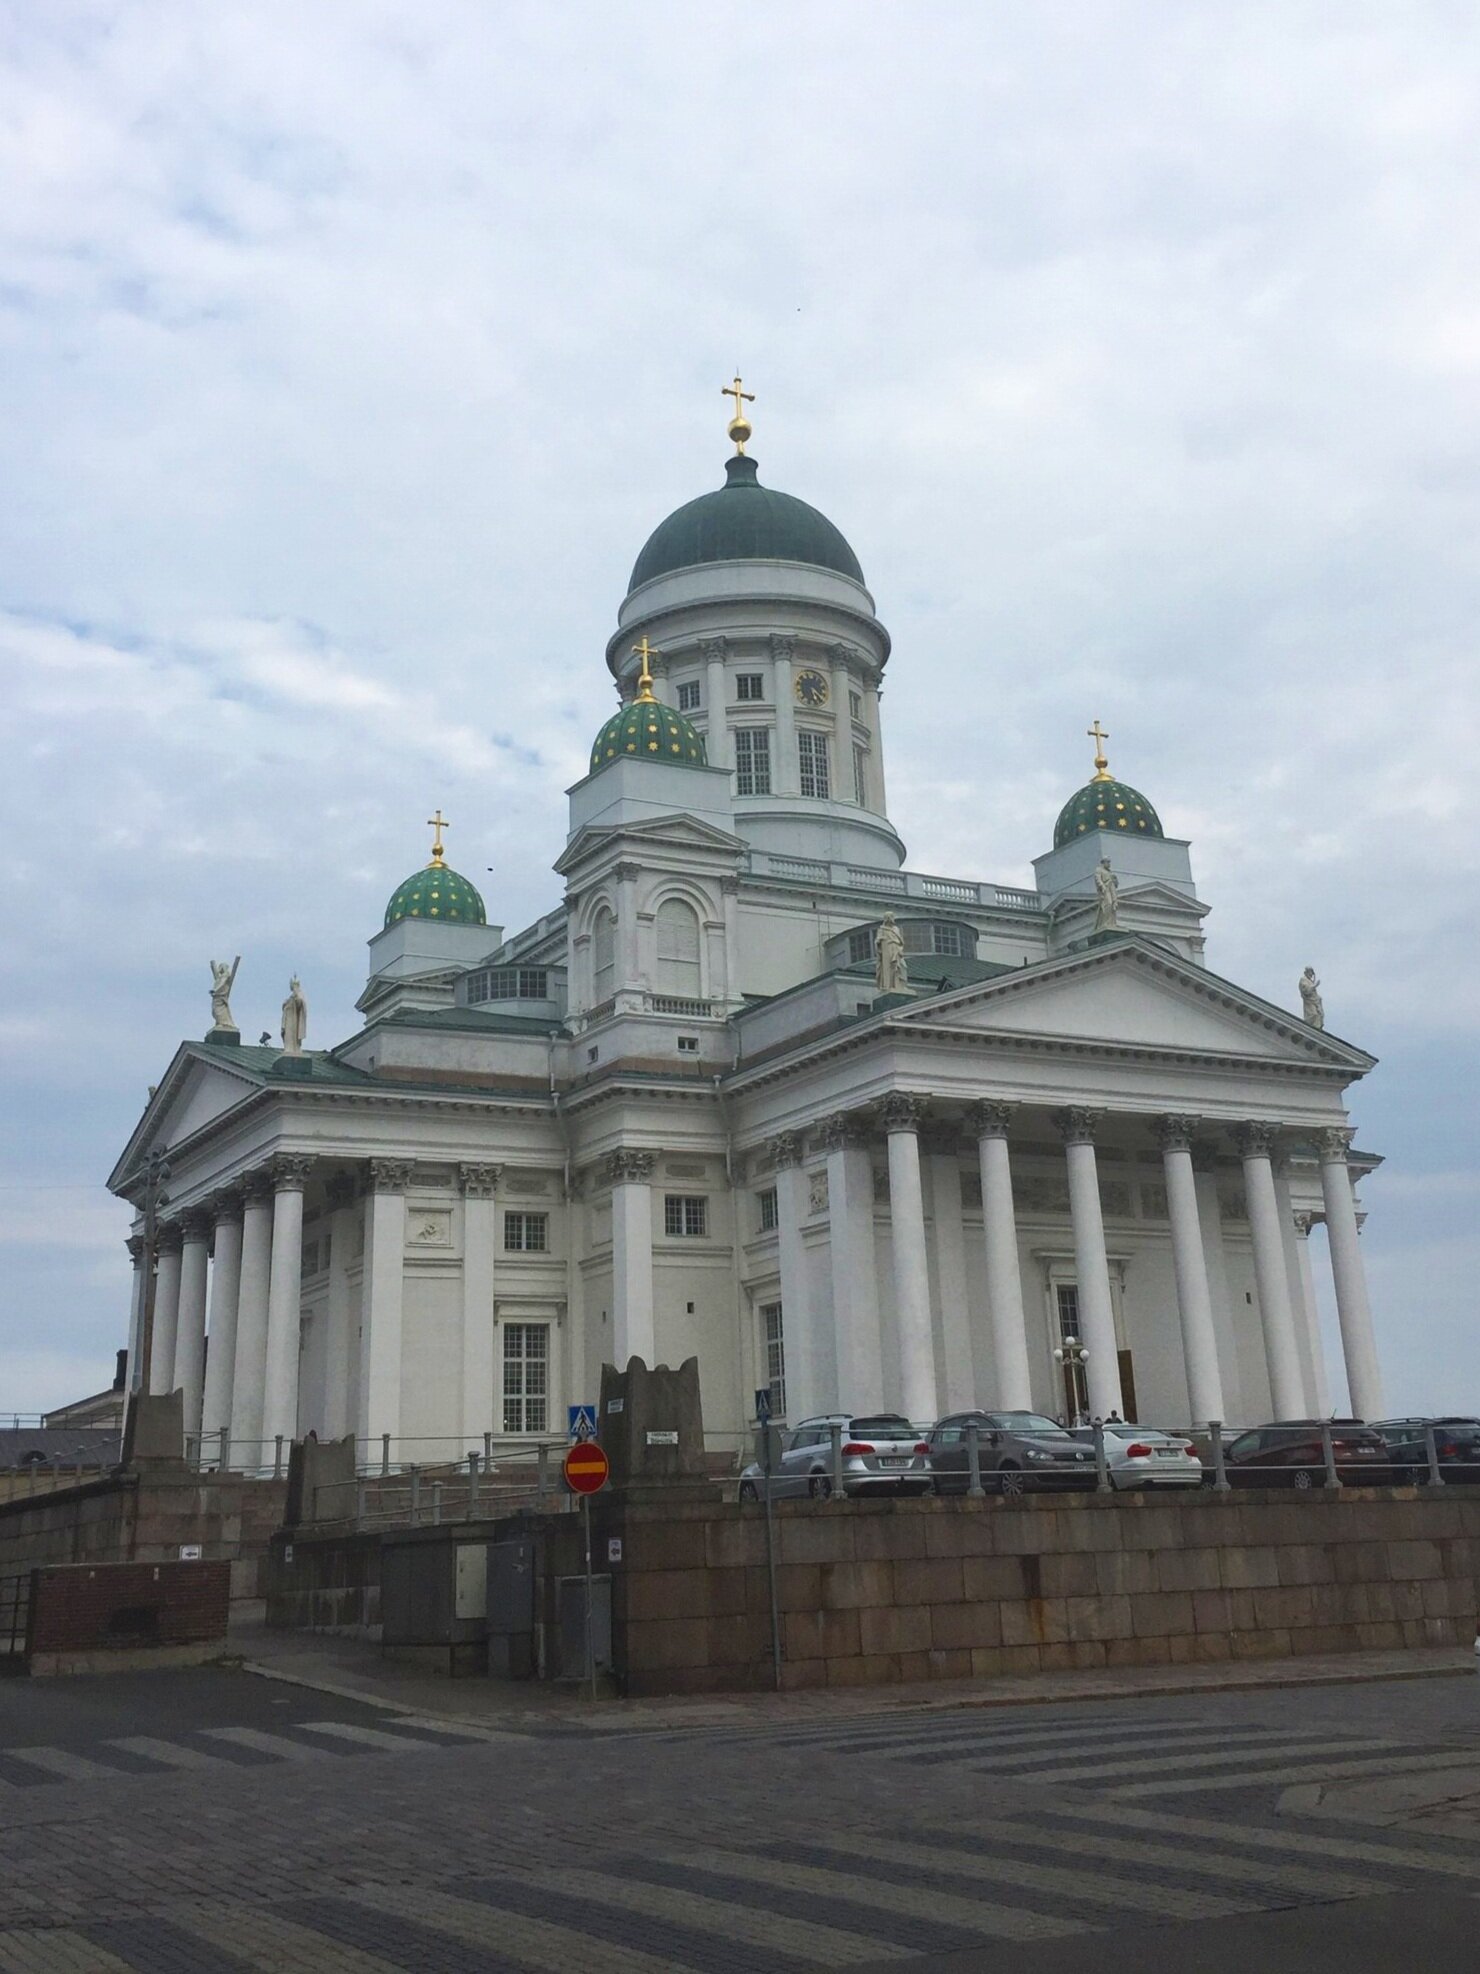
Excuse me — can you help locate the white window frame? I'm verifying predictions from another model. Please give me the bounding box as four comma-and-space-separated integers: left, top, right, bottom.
504, 1211, 549, 1253
676, 678, 701, 711
501, 1322, 550, 1434
758, 1187, 778, 1232
798, 728, 831, 798
853, 744, 868, 806
761, 1299, 786, 1418
735, 726, 771, 796
736, 672, 765, 701
664, 1194, 708, 1238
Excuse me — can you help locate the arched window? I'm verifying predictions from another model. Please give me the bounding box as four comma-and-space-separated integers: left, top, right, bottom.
655, 898, 702, 998
592, 907, 616, 1004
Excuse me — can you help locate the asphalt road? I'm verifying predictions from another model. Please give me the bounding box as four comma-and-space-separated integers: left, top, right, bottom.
1, 1664, 1478, 1970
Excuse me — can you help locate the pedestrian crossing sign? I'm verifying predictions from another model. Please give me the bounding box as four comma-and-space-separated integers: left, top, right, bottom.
568, 1404, 598, 1442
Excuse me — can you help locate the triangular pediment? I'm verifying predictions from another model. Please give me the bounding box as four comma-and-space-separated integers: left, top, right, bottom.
556, 812, 745, 875
892, 939, 1373, 1070
108, 1044, 266, 1195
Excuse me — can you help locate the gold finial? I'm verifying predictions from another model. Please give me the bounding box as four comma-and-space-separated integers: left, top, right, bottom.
722, 373, 755, 454
632, 637, 658, 704
426, 808, 449, 866
1087, 719, 1112, 782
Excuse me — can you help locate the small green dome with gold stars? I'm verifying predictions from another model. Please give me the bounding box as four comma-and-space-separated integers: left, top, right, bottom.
384, 809, 487, 928
1053, 723, 1164, 848
588, 635, 708, 775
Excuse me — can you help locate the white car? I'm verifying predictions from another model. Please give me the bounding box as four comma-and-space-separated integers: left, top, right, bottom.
1070, 1424, 1204, 1488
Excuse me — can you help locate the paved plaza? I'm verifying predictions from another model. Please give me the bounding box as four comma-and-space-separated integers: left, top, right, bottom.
1, 1664, 1480, 1970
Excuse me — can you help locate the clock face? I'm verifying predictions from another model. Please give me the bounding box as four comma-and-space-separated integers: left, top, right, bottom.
794, 668, 829, 707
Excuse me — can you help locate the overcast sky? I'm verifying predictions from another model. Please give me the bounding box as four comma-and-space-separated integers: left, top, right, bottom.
3, 2, 1477, 1417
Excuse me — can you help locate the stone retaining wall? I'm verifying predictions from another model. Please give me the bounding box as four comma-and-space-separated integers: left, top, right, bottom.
27, 1560, 231, 1675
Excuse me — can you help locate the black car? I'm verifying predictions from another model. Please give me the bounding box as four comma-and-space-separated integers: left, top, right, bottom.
926, 1411, 1097, 1495
1223, 1420, 1391, 1489
1371, 1417, 1480, 1485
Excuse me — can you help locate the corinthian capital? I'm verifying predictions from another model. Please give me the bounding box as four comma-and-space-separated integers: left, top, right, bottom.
769, 1130, 804, 1170
769, 632, 797, 663
698, 635, 729, 663
155, 1221, 184, 1256
178, 1206, 212, 1242
1315, 1126, 1355, 1164
967, 1100, 1016, 1142
271, 1153, 315, 1193
605, 1148, 656, 1186
459, 1163, 502, 1200
1152, 1113, 1201, 1154
369, 1158, 416, 1195
879, 1092, 928, 1136
126, 1234, 145, 1264
1053, 1105, 1103, 1147
1231, 1120, 1282, 1162
818, 1112, 871, 1153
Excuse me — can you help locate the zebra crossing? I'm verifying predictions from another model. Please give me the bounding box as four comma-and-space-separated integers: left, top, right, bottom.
0, 1712, 490, 1788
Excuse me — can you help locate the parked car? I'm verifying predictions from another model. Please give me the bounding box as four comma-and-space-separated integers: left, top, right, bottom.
736, 1413, 931, 1501
1066, 1424, 1204, 1489
1222, 1420, 1391, 1489
925, 1411, 1097, 1495
1370, 1418, 1480, 1484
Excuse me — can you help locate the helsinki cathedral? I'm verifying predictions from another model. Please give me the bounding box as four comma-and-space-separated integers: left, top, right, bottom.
110, 385, 1387, 1464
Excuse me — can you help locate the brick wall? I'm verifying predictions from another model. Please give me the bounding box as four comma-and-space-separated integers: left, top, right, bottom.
552, 1488, 1480, 1696
28, 1560, 230, 1662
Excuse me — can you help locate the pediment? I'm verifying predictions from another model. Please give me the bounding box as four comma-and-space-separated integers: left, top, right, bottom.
108, 1045, 264, 1195
556, 812, 745, 874
1051, 878, 1208, 920
893, 940, 1372, 1070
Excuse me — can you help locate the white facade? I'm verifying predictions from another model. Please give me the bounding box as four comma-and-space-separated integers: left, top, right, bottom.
110, 445, 1387, 1465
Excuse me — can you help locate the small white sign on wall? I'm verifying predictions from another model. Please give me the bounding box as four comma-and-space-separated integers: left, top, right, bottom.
178, 1543, 202, 1562
607, 1537, 623, 1565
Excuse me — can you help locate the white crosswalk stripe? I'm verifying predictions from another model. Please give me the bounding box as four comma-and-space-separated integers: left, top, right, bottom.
832, 1717, 1321, 1764
983, 1731, 1396, 1783
1045, 1800, 1480, 1880
199, 1725, 342, 1761
1111, 1746, 1480, 1798
292, 1718, 458, 1753
0, 1744, 123, 1782
107, 1734, 228, 1771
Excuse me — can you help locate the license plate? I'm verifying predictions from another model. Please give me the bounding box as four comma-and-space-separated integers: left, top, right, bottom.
879, 1457, 908, 1468
1155, 1448, 1183, 1458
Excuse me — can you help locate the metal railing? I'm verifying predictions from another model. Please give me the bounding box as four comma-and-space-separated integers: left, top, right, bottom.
0, 1575, 29, 1659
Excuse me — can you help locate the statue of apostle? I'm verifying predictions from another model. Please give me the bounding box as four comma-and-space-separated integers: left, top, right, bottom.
874, 912, 909, 994
1092, 858, 1120, 934
280, 975, 308, 1056
1299, 966, 1325, 1029
208, 956, 240, 1032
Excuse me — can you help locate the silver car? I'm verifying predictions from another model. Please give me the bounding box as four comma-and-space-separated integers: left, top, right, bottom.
1069, 1424, 1204, 1488
737, 1413, 931, 1501
926, 1411, 1096, 1494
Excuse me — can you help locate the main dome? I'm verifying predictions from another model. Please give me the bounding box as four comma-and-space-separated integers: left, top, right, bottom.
628, 454, 865, 592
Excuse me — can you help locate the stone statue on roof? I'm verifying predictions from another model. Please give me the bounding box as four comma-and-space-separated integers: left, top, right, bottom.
1093, 858, 1119, 934
281, 975, 308, 1056
209, 956, 240, 1033
875, 912, 908, 994
1299, 966, 1325, 1030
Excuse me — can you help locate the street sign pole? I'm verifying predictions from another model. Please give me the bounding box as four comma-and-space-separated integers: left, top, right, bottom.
761, 1416, 781, 1691
583, 1491, 596, 1702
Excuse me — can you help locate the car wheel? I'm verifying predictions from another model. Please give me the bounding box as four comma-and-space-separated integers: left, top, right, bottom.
998, 1464, 1026, 1496
1292, 1468, 1314, 1491
738, 1481, 759, 1503
808, 1473, 834, 1500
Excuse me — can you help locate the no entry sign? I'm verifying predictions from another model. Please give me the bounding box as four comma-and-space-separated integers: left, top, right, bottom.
563, 1439, 610, 1496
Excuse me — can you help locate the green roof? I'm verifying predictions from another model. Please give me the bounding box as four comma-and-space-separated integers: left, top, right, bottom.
384, 862, 487, 929
629, 454, 864, 591
589, 696, 707, 775
1053, 777, 1164, 849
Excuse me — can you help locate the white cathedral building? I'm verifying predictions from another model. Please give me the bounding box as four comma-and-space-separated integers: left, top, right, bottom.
111, 397, 1387, 1465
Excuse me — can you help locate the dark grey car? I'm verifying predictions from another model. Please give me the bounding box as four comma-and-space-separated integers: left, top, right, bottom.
927, 1411, 1097, 1495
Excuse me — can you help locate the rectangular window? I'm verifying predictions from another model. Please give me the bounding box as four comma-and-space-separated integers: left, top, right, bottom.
664, 1194, 708, 1237
758, 1187, 778, 1232
504, 1211, 549, 1252
762, 1300, 786, 1418
798, 729, 831, 798
676, 1035, 699, 1053
468, 966, 549, 1003
932, 923, 970, 957
853, 744, 868, 806
677, 679, 701, 711
735, 727, 771, 796
848, 927, 874, 965
502, 1323, 549, 1434
849, 690, 863, 722
1055, 1283, 1080, 1340
736, 673, 764, 701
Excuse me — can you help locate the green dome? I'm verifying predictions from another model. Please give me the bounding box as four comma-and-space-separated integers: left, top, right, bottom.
1054, 776, 1164, 848
590, 694, 708, 775
629, 453, 864, 591
384, 861, 487, 928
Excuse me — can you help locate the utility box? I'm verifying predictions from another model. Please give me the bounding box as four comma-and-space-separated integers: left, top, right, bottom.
380, 1534, 488, 1676
487, 1537, 536, 1679
556, 1573, 612, 1680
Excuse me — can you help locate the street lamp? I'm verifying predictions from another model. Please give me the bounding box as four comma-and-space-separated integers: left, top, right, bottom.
1054, 1333, 1090, 1426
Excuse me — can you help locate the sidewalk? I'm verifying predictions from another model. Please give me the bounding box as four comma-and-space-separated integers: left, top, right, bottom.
230, 1617, 1476, 1735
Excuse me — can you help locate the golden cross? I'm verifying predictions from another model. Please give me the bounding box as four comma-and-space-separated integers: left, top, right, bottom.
427, 808, 448, 865
632, 637, 658, 703
1087, 719, 1111, 781
722, 373, 755, 453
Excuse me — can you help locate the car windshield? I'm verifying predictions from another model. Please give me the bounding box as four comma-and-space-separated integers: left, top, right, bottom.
990, 1413, 1069, 1436
848, 1416, 914, 1437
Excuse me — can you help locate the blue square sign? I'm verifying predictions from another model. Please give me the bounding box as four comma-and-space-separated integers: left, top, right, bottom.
568, 1404, 598, 1442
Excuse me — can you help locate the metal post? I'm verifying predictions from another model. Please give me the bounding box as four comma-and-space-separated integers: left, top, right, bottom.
431, 1481, 442, 1526
965, 1420, 984, 1498
1092, 1419, 1111, 1493
537, 1442, 550, 1507
582, 1492, 597, 1703
1321, 1421, 1340, 1490
219, 1426, 230, 1472
1209, 1420, 1230, 1493
273, 1435, 284, 1481
409, 1465, 421, 1523
355, 1476, 366, 1526
829, 1421, 845, 1499
760, 1423, 782, 1691
468, 1451, 480, 1518
185, 1434, 197, 1471
483, 1430, 493, 1471
381, 1432, 391, 1477
1425, 1423, 1444, 1488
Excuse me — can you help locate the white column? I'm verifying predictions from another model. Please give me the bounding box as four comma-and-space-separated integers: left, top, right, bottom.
319, 1172, 359, 1441
1273, 1157, 1319, 1413
881, 1095, 938, 1427
1234, 1122, 1306, 1420
1055, 1107, 1124, 1420
359, 1159, 411, 1451
608, 1149, 655, 1367
770, 1131, 826, 1417
822, 1114, 885, 1414
460, 1164, 501, 1443
718, 875, 741, 1011
1155, 1115, 1226, 1427
229, 1174, 275, 1465
124, 1235, 146, 1397
701, 635, 731, 771
200, 1191, 244, 1452
172, 1209, 211, 1441
565, 1176, 589, 1418
1317, 1127, 1385, 1418
924, 1126, 974, 1413
149, 1227, 183, 1395
262, 1155, 312, 1453
615, 861, 641, 996
970, 1103, 1034, 1410
771, 633, 798, 795
864, 677, 887, 811
1293, 1211, 1333, 1416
